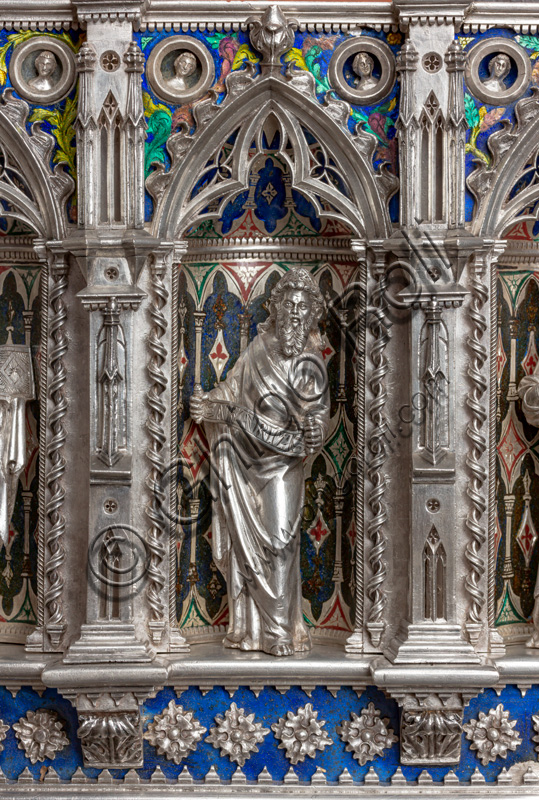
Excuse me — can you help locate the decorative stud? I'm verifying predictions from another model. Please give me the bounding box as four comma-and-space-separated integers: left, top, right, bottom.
100, 51, 120, 72
422, 52, 443, 73
338, 703, 398, 765
0, 719, 8, 753
271, 703, 333, 764
144, 701, 206, 764
463, 705, 522, 766
206, 703, 269, 766
13, 710, 69, 764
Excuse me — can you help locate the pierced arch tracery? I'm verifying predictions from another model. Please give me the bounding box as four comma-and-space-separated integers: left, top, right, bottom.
150, 73, 395, 243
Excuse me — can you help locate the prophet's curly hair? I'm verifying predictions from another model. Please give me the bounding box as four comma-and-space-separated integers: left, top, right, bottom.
258, 268, 325, 344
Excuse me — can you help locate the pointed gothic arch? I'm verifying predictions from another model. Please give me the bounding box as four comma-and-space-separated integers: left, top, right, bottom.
469, 91, 539, 238
152, 74, 395, 242
0, 91, 73, 241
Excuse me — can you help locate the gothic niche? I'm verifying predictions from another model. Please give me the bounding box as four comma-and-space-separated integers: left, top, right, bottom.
176, 116, 360, 646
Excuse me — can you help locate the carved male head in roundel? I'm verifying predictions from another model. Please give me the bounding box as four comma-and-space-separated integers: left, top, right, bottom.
482, 53, 512, 93
352, 51, 379, 93
29, 50, 58, 91
166, 50, 199, 92
9, 37, 76, 104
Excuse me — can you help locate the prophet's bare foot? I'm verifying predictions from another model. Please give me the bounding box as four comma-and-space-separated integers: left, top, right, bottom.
270, 641, 294, 657
294, 640, 311, 653
223, 635, 241, 649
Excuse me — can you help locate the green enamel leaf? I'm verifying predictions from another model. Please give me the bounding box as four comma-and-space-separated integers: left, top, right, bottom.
518, 34, 539, 51
206, 31, 232, 49
144, 109, 172, 178
28, 89, 77, 178
464, 92, 480, 129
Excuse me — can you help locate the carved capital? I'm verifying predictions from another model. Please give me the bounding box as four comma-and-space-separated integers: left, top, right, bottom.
445, 40, 466, 73
78, 290, 145, 312
124, 41, 144, 73
77, 42, 97, 73
401, 702, 463, 765
75, 692, 144, 769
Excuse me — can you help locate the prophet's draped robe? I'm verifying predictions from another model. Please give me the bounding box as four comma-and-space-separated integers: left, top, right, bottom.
203, 329, 329, 653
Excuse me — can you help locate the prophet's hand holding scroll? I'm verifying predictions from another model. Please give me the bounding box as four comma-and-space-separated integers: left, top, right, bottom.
304, 411, 324, 455
190, 384, 209, 423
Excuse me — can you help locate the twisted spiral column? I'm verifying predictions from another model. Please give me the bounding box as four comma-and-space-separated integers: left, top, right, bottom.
366, 259, 390, 648
464, 255, 488, 639
465, 246, 506, 651
45, 255, 69, 649
346, 243, 367, 653
169, 250, 188, 651
488, 245, 507, 654
146, 253, 169, 644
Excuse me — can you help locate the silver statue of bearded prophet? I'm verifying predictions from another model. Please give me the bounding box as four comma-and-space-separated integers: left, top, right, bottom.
190, 268, 329, 656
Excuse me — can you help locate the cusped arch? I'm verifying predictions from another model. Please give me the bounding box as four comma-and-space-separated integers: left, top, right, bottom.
153, 75, 393, 242
472, 110, 539, 238
0, 96, 70, 241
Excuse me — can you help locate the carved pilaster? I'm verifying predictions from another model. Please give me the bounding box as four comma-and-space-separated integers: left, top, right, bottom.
42, 248, 69, 651
465, 242, 506, 653
75, 16, 146, 232
445, 41, 467, 229
396, 39, 419, 229
75, 43, 98, 229
64, 264, 150, 664
146, 244, 189, 651
123, 42, 146, 230
346, 240, 367, 654
366, 245, 390, 649
386, 285, 480, 664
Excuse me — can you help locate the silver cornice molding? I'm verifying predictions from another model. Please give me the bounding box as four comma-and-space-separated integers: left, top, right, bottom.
394, 0, 472, 28
498, 240, 539, 268
0, 235, 38, 263
462, 1, 539, 33
141, 1, 397, 32
1, 2, 539, 33
4, 778, 539, 795
0, 0, 75, 29
184, 237, 355, 263
0, 641, 537, 690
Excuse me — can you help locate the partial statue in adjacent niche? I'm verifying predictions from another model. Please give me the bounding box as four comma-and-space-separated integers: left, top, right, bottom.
166, 51, 199, 93
482, 53, 511, 93
190, 269, 329, 657
518, 368, 539, 648
0, 304, 35, 545
352, 51, 379, 93
518, 368, 539, 428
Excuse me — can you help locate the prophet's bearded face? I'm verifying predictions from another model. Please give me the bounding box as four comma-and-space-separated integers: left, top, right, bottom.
276, 288, 313, 358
